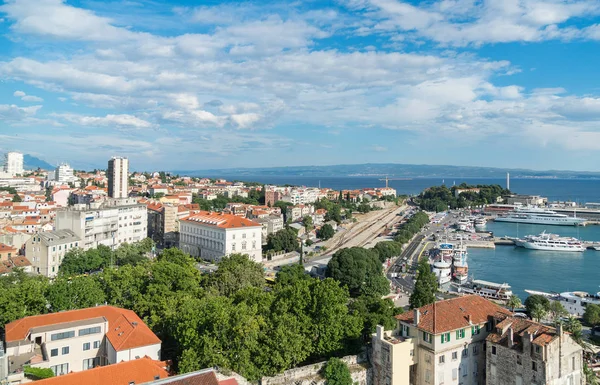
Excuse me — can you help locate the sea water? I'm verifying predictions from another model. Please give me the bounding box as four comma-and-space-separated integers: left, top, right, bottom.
467, 221, 600, 300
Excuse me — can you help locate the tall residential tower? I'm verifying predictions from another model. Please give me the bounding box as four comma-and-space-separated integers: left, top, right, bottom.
4, 152, 24, 176
107, 156, 129, 198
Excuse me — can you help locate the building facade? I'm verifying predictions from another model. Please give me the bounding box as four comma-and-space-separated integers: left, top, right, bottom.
48, 163, 79, 185
55, 198, 147, 250
107, 157, 129, 199
4, 152, 24, 177
25, 230, 81, 277
179, 211, 262, 263
3, 306, 161, 384
486, 316, 583, 385
372, 295, 512, 385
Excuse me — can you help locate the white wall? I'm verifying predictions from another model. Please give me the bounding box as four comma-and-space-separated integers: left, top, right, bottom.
115, 343, 161, 362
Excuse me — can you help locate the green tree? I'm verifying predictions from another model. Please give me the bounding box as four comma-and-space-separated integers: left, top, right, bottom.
584, 362, 599, 385
584, 304, 600, 328
531, 303, 548, 322
349, 295, 396, 341
275, 264, 311, 288
373, 241, 402, 263
322, 357, 352, 385
0, 272, 49, 328
548, 301, 568, 322
317, 224, 335, 241
23, 366, 54, 380
46, 276, 106, 311
266, 228, 299, 253
326, 247, 388, 297
302, 215, 314, 233
409, 257, 437, 309
524, 295, 550, 316
210, 254, 265, 296
12, 193, 22, 202
507, 295, 522, 312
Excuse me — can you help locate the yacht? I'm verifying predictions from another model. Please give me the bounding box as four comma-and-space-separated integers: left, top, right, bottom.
452, 244, 469, 285
525, 290, 600, 317
474, 218, 486, 230
431, 259, 452, 291
456, 279, 513, 302
515, 231, 585, 252
494, 206, 586, 226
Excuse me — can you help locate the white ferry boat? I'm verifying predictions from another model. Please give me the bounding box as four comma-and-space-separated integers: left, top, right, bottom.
494, 206, 586, 226
514, 231, 585, 252
456, 279, 513, 302
474, 218, 486, 230
525, 289, 600, 317
432, 259, 452, 290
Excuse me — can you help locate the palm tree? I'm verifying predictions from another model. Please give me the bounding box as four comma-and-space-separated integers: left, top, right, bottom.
531, 303, 547, 323
507, 295, 522, 312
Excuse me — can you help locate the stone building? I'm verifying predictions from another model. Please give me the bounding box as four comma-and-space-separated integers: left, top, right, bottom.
486, 316, 583, 385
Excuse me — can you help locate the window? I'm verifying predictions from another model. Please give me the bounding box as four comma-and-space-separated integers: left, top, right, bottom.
242, 241, 247, 250
51, 363, 69, 376
232, 234, 236, 240
402, 324, 409, 336
517, 355, 522, 365
486, 320, 494, 331
423, 331, 432, 343
461, 363, 468, 377
83, 357, 100, 370
452, 368, 458, 380
532, 361, 538, 372
492, 346, 497, 355
51, 331, 75, 341
572, 356, 576, 370
452, 352, 458, 360
456, 329, 465, 339
62, 346, 69, 355
471, 325, 481, 335
242, 233, 246, 239
439, 355, 445, 364
83, 342, 90, 351
232, 243, 236, 251
535, 345, 541, 354
51, 348, 58, 357
462, 348, 468, 358
437, 371, 444, 385
491, 363, 497, 377
79, 327, 101, 337
93, 340, 100, 349
473, 345, 479, 355
410, 349, 414, 357
441, 332, 450, 343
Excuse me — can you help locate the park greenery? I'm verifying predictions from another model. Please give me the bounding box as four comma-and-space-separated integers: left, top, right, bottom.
317, 223, 335, 241
393, 211, 429, 244
417, 183, 510, 212
0, 249, 398, 381
322, 357, 353, 385
409, 257, 438, 309
265, 228, 300, 253
326, 247, 390, 298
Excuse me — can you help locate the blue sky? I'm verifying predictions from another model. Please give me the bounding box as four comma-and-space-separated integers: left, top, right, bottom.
1, 0, 600, 172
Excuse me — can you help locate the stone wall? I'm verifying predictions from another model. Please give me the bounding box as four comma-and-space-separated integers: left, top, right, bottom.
260, 354, 371, 385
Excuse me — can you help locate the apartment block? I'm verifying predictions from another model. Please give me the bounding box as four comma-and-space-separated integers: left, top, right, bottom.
55, 198, 147, 250
25, 229, 81, 277
3, 306, 161, 384
372, 295, 512, 385
4, 152, 24, 177
486, 316, 583, 385
107, 157, 129, 199
179, 211, 262, 263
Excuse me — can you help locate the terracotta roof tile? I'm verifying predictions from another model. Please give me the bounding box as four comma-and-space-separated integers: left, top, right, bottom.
5, 306, 161, 351
181, 211, 260, 229
486, 316, 558, 349
396, 295, 512, 334
32, 356, 169, 385
0, 243, 17, 252
11, 256, 31, 267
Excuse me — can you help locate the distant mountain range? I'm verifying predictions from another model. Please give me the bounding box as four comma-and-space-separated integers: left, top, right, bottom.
24, 154, 54, 170
174, 163, 600, 179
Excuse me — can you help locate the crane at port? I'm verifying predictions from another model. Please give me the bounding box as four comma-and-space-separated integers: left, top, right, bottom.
378, 175, 411, 188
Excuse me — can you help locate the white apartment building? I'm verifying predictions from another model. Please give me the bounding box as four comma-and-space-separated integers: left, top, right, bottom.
3, 306, 161, 384
281, 188, 321, 205
372, 295, 513, 385
4, 152, 24, 177
107, 157, 129, 198
486, 316, 583, 385
55, 198, 147, 250
48, 163, 79, 185
179, 211, 262, 263
25, 229, 81, 277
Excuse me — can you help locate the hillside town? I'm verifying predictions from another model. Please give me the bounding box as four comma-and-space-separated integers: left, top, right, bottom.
0, 151, 598, 385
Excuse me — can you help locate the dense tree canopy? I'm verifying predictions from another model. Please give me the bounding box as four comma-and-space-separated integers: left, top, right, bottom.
584, 304, 600, 327
409, 257, 437, 309
373, 241, 402, 263
317, 224, 335, 241
417, 184, 510, 211
326, 247, 389, 297
524, 295, 550, 316
265, 228, 299, 253
393, 212, 429, 244
209, 254, 265, 296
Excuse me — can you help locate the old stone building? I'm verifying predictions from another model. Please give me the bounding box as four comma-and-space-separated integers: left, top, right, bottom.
486, 316, 583, 385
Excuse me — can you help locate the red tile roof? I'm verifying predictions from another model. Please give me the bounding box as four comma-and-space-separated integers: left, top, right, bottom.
0, 243, 17, 253
5, 306, 161, 351
396, 295, 512, 334
181, 211, 260, 229
32, 356, 169, 385
10, 256, 31, 267
487, 316, 558, 348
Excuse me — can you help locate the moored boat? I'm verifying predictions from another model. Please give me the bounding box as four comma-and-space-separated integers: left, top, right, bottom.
515, 231, 585, 252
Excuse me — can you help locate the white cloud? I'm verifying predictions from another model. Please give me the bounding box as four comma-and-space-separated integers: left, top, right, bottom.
55, 113, 153, 128
13, 90, 43, 102
13, 90, 25, 97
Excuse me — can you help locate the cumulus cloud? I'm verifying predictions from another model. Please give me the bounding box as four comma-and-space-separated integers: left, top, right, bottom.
13, 90, 43, 102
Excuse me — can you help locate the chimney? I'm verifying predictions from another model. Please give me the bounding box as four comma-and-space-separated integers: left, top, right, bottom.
414, 309, 421, 326
376, 325, 384, 340
467, 314, 472, 324
508, 327, 514, 348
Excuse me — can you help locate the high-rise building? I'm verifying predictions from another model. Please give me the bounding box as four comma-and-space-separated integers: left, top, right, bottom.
107, 156, 128, 198
4, 152, 24, 176
48, 163, 79, 185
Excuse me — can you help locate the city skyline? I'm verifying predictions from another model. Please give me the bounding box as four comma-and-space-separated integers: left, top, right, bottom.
2, 0, 600, 171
